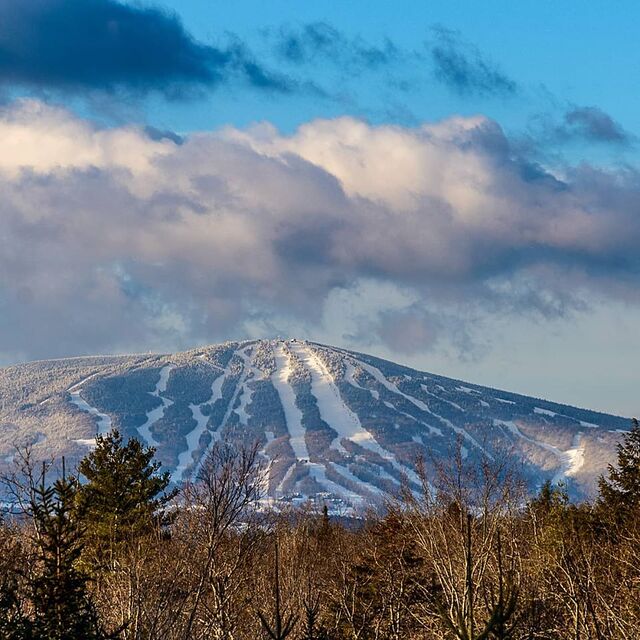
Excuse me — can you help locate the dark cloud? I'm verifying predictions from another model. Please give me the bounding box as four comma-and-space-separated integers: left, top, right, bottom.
563, 106, 631, 144
143, 126, 184, 145
268, 22, 404, 73
429, 27, 517, 97
523, 106, 634, 158
0, 0, 291, 96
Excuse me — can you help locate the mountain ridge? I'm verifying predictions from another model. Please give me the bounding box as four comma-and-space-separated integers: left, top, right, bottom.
0, 338, 630, 509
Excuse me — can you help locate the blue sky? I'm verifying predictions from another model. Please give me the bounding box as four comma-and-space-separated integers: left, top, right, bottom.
139, 1, 640, 140
0, 0, 638, 416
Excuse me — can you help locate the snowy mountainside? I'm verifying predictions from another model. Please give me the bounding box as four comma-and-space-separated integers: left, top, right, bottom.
0, 339, 630, 507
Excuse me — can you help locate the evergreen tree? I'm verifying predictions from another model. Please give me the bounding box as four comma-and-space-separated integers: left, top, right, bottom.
528, 480, 568, 521
598, 418, 640, 523
76, 430, 175, 568
29, 461, 106, 640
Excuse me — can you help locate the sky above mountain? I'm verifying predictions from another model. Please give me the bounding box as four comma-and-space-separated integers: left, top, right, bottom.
0, 0, 638, 416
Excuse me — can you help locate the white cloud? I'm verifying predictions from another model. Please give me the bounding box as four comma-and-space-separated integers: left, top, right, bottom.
1, 100, 639, 361
0, 100, 172, 177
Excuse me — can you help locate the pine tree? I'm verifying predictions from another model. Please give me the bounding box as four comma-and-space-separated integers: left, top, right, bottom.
598, 418, 640, 523
528, 480, 568, 522
76, 430, 175, 569
29, 461, 107, 640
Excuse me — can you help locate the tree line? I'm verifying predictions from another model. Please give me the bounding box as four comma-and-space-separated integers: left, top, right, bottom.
1, 420, 639, 639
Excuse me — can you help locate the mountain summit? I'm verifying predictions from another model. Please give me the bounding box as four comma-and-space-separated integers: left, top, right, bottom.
0, 339, 629, 506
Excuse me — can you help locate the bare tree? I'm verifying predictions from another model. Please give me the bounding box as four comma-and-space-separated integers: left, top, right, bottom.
404, 447, 524, 639
256, 534, 298, 640
177, 441, 264, 640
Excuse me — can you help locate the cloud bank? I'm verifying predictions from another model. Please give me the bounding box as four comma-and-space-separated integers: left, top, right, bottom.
1, 100, 639, 361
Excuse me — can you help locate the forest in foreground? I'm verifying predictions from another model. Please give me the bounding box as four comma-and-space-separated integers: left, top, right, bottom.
0, 421, 639, 640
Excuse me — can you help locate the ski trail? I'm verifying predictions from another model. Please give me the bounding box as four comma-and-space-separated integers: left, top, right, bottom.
276, 461, 298, 495
234, 349, 256, 426
358, 360, 493, 460
192, 349, 250, 478
420, 384, 464, 411
290, 342, 422, 487
73, 438, 97, 449
175, 401, 209, 481
382, 400, 443, 437
344, 360, 379, 399
272, 344, 309, 460
533, 407, 599, 429
221, 347, 254, 431
234, 383, 252, 425
205, 368, 229, 444
331, 462, 388, 495
260, 459, 274, 498
564, 433, 585, 477
138, 365, 174, 447
68, 374, 112, 436
308, 462, 364, 504
496, 420, 584, 482
68, 372, 100, 393
290, 342, 376, 456
257, 429, 277, 494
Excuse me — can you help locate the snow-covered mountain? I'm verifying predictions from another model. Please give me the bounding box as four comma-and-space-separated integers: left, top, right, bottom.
0, 339, 630, 507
